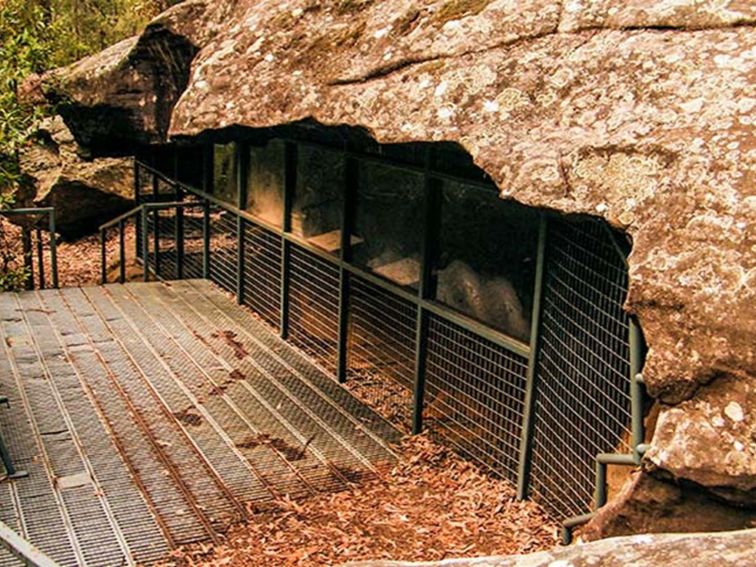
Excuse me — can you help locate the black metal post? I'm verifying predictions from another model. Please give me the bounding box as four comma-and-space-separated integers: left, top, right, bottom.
48, 211, 58, 289
152, 208, 161, 278
0, 433, 26, 479
100, 229, 107, 285
279, 142, 296, 339
35, 227, 45, 289
141, 208, 149, 282
516, 214, 548, 499
412, 151, 441, 434
134, 161, 142, 263
118, 219, 126, 284
176, 191, 185, 280
202, 199, 211, 279
336, 155, 357, 384
237, 143, 248, 305
151, 170, 159, 200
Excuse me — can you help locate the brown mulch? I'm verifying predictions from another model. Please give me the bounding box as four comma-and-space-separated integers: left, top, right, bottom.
158, 435, 557, 567
0, 216, 140, 289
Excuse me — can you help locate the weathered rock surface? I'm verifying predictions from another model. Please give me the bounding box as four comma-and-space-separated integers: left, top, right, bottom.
19, 116, 134, 237
38, 0, 756, 535
343, 528, 756, 566
646, 374, 755, 505
38, 0, 235, 152
583, 471, 755, 540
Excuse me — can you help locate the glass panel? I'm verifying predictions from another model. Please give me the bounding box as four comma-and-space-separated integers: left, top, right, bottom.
246, 139, 285, 227
433, 181, 538, 343
292, 145, 344, 254
213, 143, 237, 204
353, 162, 423, 289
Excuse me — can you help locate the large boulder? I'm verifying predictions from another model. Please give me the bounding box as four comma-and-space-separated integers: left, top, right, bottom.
18, 116, 134, 238
36, 0, 756, 537
343, 528, 756, 566
36, 0, 236, 153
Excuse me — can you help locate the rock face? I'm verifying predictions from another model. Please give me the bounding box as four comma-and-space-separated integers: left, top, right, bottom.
582, 471, 754, 540
646, 374, 755, 505
19, 116, 134, 238
342, 528, 756, 567
40, 0, 235, 153
38, 0, 756, 539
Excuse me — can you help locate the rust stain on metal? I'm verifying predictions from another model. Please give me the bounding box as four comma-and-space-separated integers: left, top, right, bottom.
235, 433, 313, 462
173, 408, 203, 427
211, 330, 249, 359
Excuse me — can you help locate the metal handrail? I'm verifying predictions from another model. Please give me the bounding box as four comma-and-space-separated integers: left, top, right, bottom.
131, 156, 643, 533
134, 162, 532, 358
0, 207, 58, 289
0, 520, 61, 567
100, 200, 206, 285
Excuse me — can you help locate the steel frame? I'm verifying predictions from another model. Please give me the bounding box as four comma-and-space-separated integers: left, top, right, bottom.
107, 138, 645, 531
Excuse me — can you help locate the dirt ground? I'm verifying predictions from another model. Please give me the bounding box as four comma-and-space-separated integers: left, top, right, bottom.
157, 435, 557, 567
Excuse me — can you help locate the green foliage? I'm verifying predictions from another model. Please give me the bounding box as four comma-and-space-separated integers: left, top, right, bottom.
0, 0, 171, 290
0, 0, 52, 191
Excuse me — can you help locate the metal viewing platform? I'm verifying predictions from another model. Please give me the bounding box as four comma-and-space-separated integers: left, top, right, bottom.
0, 280, 399, 566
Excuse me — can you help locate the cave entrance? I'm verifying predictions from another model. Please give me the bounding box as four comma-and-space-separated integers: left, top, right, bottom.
136, 122, 640, 522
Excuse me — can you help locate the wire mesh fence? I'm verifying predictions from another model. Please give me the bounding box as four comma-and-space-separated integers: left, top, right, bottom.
287, 246, 340, 375
346, 275, 417, 432
424, 314, 528, 483
207, 209, 238, 295
127, 156, 637, 524
528, 218, 631, 519
182, 209, 206, 280
242, 222, 282, 331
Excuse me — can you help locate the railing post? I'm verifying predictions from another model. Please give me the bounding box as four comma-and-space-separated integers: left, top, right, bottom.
48, 210, 58, 289
35, 227, 45, 289
236, 142, 248, 305
100, 229, 107, 285
134, 161, 141, 262
202, 200, 211, 279
629, 317, 646, 464
516, 214, 548, 500
141, 207, 149, 282
336, 154, 357, 384
151, 171, 159, 200
118, 219, 126, 284
152, 208, 161, 278
21, 227, 33, 291
176, 188, 185, 280
0, 434, 26, 480
280, 142, 296, 339
412, 151, 441, 435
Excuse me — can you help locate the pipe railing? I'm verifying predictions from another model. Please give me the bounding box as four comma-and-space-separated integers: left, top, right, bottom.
127, 157, 646, 540
0, 520, 61, 567
99, 201, 204, 284
560, 317, 648, 544
0, 208, 58, 290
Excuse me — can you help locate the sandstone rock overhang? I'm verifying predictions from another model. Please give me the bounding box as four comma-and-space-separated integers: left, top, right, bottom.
37, 0, 756, 538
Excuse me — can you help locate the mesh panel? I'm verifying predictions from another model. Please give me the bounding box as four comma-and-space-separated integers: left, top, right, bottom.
242, 221, 282, 331
288, 245, 340, 375
182, 208, 206, 280
529, 218, 631, 519
424, 314, 528, 482
208, 208, 238, 294
346, 276, 417, 432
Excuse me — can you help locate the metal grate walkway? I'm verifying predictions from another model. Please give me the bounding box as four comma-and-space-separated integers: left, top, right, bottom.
0, 280, 399, 566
